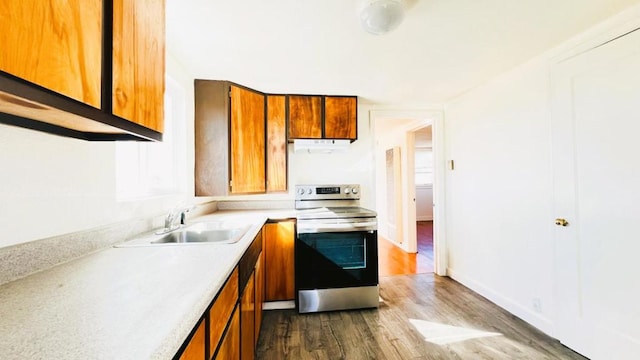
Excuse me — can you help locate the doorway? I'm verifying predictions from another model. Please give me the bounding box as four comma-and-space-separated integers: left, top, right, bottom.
413, 126, 435, 273
371, 110, 446, 277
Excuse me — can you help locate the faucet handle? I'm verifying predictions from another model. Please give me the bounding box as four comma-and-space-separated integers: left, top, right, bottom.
179, 205, 196, 225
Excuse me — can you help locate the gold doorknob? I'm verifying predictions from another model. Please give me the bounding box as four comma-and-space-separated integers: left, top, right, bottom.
555, 218, 569, 227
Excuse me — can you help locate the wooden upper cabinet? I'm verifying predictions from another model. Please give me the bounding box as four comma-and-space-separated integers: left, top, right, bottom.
266, 95, 288, 193
0, 0, 102, 108
288, 95, 322, 139
264, 221, 295, 301
230, 85, 266, 194
324, 96, 357, 140
0, 0, 164, 140
112, 0, 165, 132
287, 95, 358, 141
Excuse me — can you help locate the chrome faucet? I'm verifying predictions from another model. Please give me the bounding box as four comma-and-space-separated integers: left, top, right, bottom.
156, 206, 195, 234
164, 210, 180, 231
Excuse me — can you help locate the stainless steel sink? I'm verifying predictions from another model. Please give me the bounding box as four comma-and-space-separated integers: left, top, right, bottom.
116, 222, 251, 247
151, 227, 248, 244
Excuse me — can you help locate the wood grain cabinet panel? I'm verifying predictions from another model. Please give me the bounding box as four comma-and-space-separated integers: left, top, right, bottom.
113, 0, 165, 132
288, 95, 322, 139
214, 307, 240, 360
264, 221, 296, 301
0, 0, 164, 140
240, 271, 255, 360
230, 85, 266, 194
254, 252, 264, 346
266, 95, 288, 192
208, 268, 238, 359
179, 319, 205, 360
0, 0, 102, 108
324, 96, 357, 140
195, 81, 277, 196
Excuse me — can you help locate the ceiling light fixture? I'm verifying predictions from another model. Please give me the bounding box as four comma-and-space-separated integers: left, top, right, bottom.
359, 0, 405, 35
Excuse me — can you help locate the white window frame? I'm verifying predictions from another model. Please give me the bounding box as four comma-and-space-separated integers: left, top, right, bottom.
115, 76, 187, 200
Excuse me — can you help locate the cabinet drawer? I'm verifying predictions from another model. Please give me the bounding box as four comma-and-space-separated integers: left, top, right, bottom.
208, 268, 239, 359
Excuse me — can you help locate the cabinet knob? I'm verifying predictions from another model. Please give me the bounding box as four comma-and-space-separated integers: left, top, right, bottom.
555, 218, 569, 227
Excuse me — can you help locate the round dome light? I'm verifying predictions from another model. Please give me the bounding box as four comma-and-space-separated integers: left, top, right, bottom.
360, 0, 405, 35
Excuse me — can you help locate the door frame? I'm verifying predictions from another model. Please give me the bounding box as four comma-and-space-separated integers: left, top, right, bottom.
371, 109, 447, 276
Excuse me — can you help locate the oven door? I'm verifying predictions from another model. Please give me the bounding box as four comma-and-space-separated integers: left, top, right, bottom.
295, 229, 378, 290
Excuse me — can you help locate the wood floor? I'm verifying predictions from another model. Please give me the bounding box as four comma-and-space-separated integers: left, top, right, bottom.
378, 221, 434, 276
256, 274, 586, 360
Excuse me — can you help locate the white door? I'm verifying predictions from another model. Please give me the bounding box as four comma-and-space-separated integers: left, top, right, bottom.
552, 28, 640, 359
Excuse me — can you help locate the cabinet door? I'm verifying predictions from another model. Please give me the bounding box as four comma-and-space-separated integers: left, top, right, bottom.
0, 0, 102, 108
230, 85, 266, 194
324, 96, 357, 140
254, 253, 264, 346
264, 222, 296, 301
209, 269, 238, 359
179, 319, 205, 360
288, 95, 322, 139
240, 271, 255, 360
266, 95, 288, 192
112, 0, 165, 132
215, 307, 240, 360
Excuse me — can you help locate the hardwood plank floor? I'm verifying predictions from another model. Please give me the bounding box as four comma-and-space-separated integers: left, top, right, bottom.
379, 221, 434, 276
256, 274, 585, 360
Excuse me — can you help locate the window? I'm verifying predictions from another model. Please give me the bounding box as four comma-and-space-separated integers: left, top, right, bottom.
116, 76, 186, 200
415, 148, 433, 185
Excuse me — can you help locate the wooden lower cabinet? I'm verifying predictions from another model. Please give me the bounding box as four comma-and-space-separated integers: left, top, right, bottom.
240, 271, 256, 360
254, 253, 264, 346
215, 307, 240, 360
264, 221, 296, 301
176, 230, 266, 360
179, 319, 205, 360
208, 269, 239, 359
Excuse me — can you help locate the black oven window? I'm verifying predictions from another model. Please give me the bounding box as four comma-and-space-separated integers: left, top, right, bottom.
300, 233, 366, 270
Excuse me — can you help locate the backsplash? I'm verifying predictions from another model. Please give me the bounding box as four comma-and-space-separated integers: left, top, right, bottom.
0, 202, 218, 285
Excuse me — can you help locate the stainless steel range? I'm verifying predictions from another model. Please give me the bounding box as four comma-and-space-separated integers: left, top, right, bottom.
295, 184, 379, 313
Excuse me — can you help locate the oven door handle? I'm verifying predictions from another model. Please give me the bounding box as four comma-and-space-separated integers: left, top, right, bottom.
298, 221, 378, 233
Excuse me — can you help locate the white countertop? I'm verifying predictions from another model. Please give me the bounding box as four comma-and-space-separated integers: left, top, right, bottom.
0, 211, 294, 360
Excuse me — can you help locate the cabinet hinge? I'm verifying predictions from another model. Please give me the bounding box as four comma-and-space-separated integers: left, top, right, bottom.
229, 180, 233, 189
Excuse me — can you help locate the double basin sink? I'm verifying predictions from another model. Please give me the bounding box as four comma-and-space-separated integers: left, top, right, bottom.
117, 221, 251, 247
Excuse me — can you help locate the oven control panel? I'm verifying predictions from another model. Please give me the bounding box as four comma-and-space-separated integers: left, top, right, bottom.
295, 184, 360, 200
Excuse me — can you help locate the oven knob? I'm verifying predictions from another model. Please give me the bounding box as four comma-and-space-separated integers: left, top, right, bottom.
297, 188, 305, 195
344, 188, 351, 194
351, 188, 358, 194
307, 189, 312, 195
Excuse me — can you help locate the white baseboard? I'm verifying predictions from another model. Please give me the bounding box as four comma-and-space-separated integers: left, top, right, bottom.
417, 216, 433, 221
447, 268, 555, 337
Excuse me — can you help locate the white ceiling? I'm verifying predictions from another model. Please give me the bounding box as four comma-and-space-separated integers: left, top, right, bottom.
166, 0, 640, 105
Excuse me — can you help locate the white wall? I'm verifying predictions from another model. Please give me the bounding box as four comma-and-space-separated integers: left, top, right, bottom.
442, 5, 640, 335
0, 54, 196, 249
445, 56, 555, 333
372, 118, 414, 244
288, 105, 376, 210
